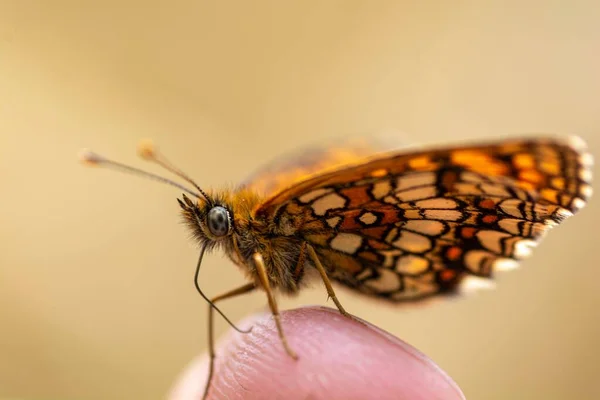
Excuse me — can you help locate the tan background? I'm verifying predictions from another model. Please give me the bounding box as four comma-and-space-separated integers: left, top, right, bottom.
1, 1, 599, 399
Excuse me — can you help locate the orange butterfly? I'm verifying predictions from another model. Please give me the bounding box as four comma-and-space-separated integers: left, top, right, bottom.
81, 135, 592, 399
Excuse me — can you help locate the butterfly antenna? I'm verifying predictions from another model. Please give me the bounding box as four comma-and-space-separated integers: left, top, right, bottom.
79, 148, 203, 199
137, 139, 211, 203
195, 245, 251, 334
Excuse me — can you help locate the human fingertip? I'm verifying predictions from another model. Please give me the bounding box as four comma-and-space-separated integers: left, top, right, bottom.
170, 306, 465, 400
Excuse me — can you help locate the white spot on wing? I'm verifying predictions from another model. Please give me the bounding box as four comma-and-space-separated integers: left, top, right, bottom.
579, 169, 593, 183
513, 239, 537, 258
454, 183, 483, 195
403, 220, 445, 236
423, 210, 463, 221
392, 231, 432, 253
531, 222, 549, 236
298, 188, 332, 203
579, 153, 594, 168
579, 152, 594, 167
326, 216, 341, 228
579, 184, 593, 198
464, 250, 492, 274
396, 186, 437, 202
499, 199, 524, 218
392, 274, 437, 299
461, 171, 486, 183
383, 195, 399, 204
395, 255, 429, 274
371, 180, 392, 199
364, 268, 400, 292
402, 219, 445, 236
476, 230, 512, 254
480, 183, 511, 197
460, 276, 496, 294
494, 258, 519, 271
567, 135, 588, 152
396, 172, 436, 190
312, 192, 346, 216
554, 208, 573, 220
330, 233, 363, 254
414, 198, 459, 209
359, 212, 378, 225
572, 197, 586, 212
498, 218, 523, 235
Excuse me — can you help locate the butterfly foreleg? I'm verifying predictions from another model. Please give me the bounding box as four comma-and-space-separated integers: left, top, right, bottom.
293, 240, 308, 281
203, 282, 256, 400
306, 243, 350, 318
252, 252, 299, 360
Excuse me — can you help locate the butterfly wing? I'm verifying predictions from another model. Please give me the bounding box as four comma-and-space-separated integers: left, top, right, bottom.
253, 136, 593, 301
241, 137, 400, 197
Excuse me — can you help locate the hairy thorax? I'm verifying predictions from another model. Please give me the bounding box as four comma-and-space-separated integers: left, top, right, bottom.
218, 188, 309, 294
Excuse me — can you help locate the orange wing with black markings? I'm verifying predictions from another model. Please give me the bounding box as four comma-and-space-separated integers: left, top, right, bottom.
252, 136, 593, 301
242, 137, 395, 197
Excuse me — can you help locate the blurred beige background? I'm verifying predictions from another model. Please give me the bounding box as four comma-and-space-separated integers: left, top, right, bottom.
1, 1, 599, 399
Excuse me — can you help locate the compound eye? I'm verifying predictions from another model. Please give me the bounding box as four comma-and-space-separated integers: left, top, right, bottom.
207, 206, 230, 237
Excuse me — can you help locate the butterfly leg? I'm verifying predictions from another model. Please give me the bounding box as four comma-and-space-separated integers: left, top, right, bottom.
203, 282, 256, 400
306, 243, 350, 317
253, 252, 299, 360
292, 241, 308, 281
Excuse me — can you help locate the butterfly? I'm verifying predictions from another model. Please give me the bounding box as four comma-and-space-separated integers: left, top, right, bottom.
80, 135, 592, 399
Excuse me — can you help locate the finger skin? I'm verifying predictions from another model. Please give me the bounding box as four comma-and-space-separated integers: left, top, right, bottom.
169, 306, 465, 400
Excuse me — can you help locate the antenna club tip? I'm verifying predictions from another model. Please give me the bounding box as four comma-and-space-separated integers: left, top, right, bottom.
78, 148, 103, 166
137, 139, 157, 160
